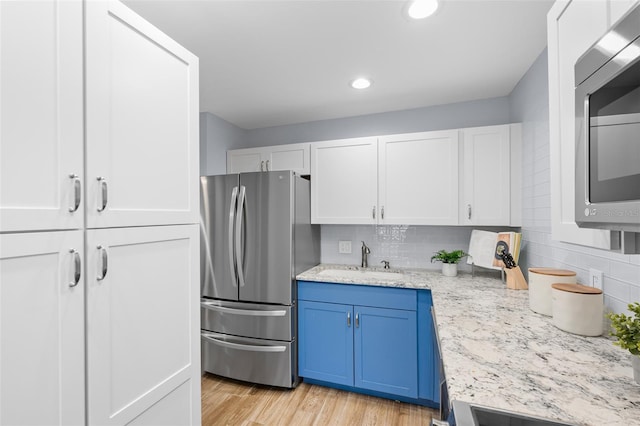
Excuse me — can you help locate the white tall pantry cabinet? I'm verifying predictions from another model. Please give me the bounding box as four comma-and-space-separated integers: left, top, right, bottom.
0, 1, 201, 425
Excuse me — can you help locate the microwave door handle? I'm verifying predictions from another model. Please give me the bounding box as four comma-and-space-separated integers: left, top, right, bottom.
235, 185, 246, 288
583, 95, 591, 205
229, 186, 238, 287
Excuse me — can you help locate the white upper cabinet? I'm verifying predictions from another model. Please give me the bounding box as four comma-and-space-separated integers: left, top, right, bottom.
548, 0, 616, 248
0, 231, 85, 426
0, 0, 84, 232
460, 125, 512, 226
311, 137, 378, 224
227, 142, 310, 175
85, 0, 199, 229
378, 131, 459, 225
86, 224, 200, 426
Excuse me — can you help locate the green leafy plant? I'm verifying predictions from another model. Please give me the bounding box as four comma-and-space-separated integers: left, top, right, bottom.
430, 249, 468, 265
607, 302, 640, 356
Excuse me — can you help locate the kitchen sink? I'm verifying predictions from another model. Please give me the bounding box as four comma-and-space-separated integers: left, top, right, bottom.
317, 268, 404, 281
452, 401, 576, 426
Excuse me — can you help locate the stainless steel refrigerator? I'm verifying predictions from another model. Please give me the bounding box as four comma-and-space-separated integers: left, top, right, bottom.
199, 171, 320, 388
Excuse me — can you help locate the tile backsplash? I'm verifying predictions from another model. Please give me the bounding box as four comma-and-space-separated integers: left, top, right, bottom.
320, 225, 508, 271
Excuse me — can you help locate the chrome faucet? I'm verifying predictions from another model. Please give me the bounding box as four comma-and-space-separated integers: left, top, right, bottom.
361, 241, 371, 268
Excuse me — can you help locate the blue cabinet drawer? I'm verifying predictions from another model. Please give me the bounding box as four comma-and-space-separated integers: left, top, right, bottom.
298, 280, 417, 311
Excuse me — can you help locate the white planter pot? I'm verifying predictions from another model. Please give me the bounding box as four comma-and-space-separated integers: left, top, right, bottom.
442, 263, 458, 277
633, 355, 640, 385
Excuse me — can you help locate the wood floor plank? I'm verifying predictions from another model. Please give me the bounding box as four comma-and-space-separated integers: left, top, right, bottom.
201, 373, 437, 425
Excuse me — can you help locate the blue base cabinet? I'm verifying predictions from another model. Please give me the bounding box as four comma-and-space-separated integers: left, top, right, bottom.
298, 280, 439, 406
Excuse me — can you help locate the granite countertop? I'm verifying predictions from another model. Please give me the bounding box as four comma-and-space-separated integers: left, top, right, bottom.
297, 263, 640, 426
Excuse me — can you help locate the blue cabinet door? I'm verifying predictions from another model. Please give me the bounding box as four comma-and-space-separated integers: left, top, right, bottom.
354, 306, 418, 398
298, 300, 354, 386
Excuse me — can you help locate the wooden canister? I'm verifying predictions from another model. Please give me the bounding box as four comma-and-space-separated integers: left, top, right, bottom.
528, 268, 576, 316
551, 283, 603, 336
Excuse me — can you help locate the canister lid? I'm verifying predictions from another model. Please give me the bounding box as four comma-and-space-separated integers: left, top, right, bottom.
551, 283, 602, 294
529, 267, 577, 277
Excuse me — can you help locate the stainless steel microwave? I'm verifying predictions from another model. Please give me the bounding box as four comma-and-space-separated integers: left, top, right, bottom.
575, 4, 640, 236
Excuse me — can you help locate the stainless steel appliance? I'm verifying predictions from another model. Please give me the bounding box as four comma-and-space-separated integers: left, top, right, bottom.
575, 3, 640, 246
199, 171, 320, 388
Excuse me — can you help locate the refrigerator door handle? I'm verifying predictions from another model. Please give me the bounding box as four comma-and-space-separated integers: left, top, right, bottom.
235, 185, 247, 288
229, 186, 239, 287
202, 333, 286, 352
201, 301, 286, 317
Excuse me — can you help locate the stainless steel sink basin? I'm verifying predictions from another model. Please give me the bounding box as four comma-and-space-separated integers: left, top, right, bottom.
452, 401, 576, 426
316, 268, 404, 281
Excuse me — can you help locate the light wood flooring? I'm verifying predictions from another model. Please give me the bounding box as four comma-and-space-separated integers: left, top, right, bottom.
201, 373, 437, 426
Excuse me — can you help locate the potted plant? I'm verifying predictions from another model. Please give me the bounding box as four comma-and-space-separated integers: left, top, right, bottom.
607, 302, 640, 384
430, 249, 468, 277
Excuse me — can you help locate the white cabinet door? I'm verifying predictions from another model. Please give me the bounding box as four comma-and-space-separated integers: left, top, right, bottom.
268, 143, 311, 175
378, 131, 459, 225
227, 148, 263, 173
311, 137, 378, 224
85, 0, 199, 229
86, 224, 200, 426
548, 0, 613, 248
227, 143, 311, 174
461, 125, 511, 226
0, 231, 84, 426
0, 0, 84, 232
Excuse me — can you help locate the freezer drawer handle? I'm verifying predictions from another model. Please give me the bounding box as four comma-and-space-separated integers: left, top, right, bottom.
201, 302, 286, 317
202, 333, 286, 352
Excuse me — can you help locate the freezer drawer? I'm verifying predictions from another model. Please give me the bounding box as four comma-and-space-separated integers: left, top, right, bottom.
201, 332, 297, 388
201, 299, 293, 341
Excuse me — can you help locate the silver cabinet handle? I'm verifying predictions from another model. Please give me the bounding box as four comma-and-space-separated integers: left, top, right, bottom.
68, 174, 81, 212
201, 301, 286, 317
381, 206, 385, 220
69, 248, 81, 287
347, 311, 351, 327
355, 312, 360, 328
228, 186, 238, 287
96, 245, 108, 281
201, 333, 286, 353
266, 160, 270, 171
235, 185, 246, 288
372, 206, 376, 219
96, 177, 107, 212
467, 204, 472, 220
260, 161, 265, 172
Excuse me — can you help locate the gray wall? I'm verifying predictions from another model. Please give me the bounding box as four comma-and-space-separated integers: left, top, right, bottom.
243, 97, 510, 148
509, 48, 639, 315
199, 112, 246, 176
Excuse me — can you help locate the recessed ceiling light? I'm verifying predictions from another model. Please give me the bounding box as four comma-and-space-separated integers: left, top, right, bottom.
407, 0, 439, 19
351, 78, 372, 90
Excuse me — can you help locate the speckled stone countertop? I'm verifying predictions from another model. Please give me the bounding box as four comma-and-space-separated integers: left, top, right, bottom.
297, 264, 640, 426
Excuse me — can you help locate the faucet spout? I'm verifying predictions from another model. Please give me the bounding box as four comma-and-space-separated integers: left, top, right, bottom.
361, 241, 371, 268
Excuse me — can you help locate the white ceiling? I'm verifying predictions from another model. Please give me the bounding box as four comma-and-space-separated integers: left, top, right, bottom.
122, 0, 554, 130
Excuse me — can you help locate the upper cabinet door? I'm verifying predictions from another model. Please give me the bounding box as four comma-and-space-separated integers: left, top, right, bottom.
0, 0, 84, 232
311, 137, 378, 224
227, 143, 311, 174
0, 230, 85, 426
267, 143, 310, 175
227, 148, 263, 173
461, 125, 511, 226
378, 131, 459, 225
85, 0, 199, 228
